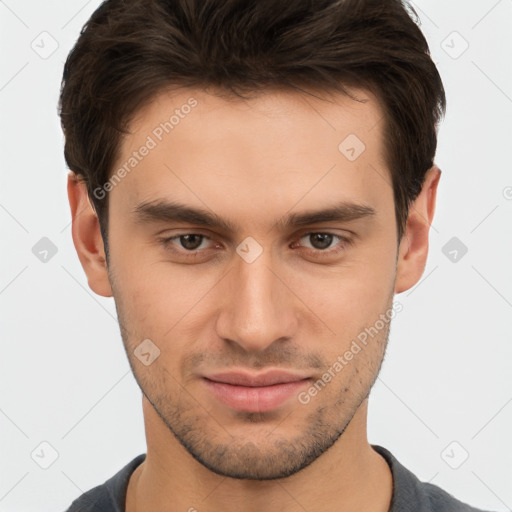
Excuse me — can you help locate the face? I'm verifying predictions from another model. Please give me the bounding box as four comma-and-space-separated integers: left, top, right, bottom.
103, 86, 400, 480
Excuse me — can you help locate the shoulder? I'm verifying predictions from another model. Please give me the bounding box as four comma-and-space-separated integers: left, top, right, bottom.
64, 453, 146, 512
64, 486, 110, 512
371, 445, 495, 512
420, 480, 492, 512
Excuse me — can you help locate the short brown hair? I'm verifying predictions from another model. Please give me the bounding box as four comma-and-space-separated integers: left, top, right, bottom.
59, 0, 446, 251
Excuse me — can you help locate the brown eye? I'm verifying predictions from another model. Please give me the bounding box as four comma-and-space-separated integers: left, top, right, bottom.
298, 232, 343, 251
292, 232, 354, 259
177, 234, 205, 251
159, 233, 214, 255
306, 233, 335, 250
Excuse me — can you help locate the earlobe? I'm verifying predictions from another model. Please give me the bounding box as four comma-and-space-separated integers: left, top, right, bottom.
67, 172, 113, 298
394, 165, 441, 294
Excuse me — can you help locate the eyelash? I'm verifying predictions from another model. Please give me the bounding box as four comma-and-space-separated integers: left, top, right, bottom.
157, 231, 354, 261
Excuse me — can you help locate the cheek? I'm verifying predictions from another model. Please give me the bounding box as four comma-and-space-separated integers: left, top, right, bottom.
108, 244, 168, 339
110, 248, 218, 349
298, 250, 396, 334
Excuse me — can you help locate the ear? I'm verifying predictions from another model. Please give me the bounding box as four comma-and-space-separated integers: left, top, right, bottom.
67, 172, 113, 297
395, 165, 441, 294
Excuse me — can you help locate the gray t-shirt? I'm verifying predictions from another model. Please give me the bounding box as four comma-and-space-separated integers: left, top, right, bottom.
64, 444, 493, 511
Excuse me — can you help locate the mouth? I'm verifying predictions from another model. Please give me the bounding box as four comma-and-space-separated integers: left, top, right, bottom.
202, 369, 312, 413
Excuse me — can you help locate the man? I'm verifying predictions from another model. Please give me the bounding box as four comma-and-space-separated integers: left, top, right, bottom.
60, 0, 493, 510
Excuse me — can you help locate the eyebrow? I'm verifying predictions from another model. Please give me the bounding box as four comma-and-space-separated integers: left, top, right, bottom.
132, 199, 376, 232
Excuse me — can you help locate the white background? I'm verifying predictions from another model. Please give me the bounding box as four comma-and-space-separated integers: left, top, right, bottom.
0, 1, 511, 511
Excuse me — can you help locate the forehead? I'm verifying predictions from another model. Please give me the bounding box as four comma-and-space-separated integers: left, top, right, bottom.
124, 85, 385, 155
110, 85, 391, 225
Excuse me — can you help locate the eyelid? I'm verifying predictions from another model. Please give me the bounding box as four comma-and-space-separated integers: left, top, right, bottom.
158, 232, 218, 251
292, 231, 354, 256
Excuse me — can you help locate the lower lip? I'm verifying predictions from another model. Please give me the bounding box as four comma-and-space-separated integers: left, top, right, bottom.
203, 378, 310, 413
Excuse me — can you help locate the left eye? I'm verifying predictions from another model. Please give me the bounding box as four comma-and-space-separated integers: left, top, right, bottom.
296, 232, 341, 251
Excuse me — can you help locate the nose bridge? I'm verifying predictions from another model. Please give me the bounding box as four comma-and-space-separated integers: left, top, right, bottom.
215, 247, 297, 352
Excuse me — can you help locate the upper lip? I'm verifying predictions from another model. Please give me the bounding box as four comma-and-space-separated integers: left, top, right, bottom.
203, 370, 311, 387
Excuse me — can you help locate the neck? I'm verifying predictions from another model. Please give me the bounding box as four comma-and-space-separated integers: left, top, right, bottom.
126, 397, 393, 512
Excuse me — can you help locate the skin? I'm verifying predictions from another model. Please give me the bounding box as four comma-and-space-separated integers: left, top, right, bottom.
68, 85, 440, 512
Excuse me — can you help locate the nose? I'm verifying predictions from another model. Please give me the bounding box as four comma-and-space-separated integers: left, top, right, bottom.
214, 248, 299, 353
